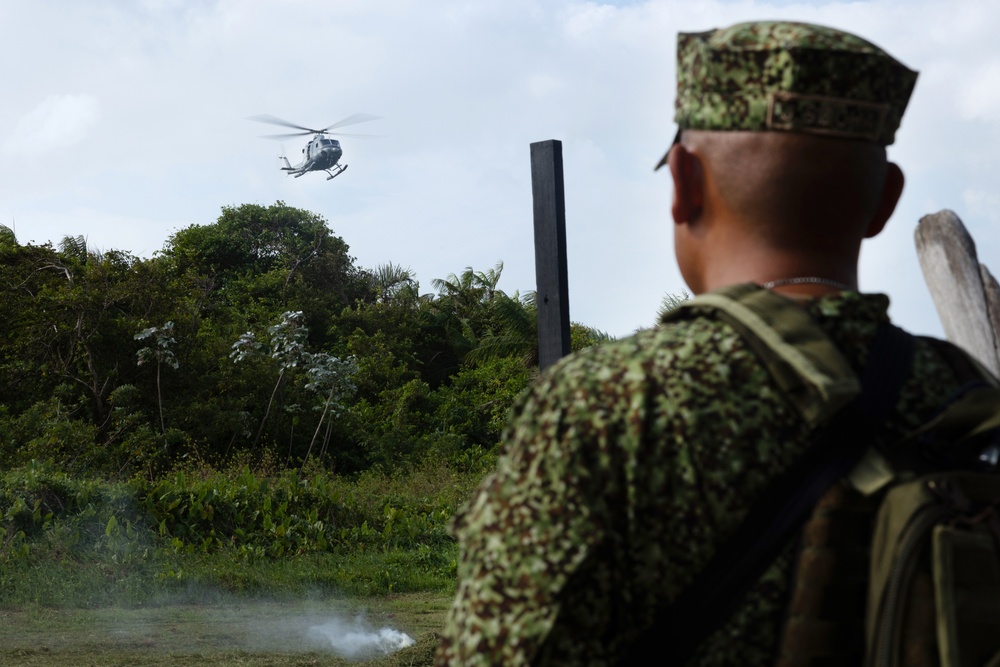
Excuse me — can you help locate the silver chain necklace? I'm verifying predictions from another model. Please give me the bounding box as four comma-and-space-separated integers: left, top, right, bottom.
760, 276, 853, 291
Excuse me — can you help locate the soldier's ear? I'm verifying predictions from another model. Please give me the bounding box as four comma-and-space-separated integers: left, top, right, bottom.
864, 162, 904, 239
669, 143, 705, 226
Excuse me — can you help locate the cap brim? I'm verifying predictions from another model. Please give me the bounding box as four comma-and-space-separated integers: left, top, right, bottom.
653, 128, 682, 171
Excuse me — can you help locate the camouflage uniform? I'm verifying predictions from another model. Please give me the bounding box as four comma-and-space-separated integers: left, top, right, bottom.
437, 22, 926, 666
437, 291, 969, 666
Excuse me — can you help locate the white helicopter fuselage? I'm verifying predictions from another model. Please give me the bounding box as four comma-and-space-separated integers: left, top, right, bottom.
280, 135, 349, 179
287, 135, 342, 172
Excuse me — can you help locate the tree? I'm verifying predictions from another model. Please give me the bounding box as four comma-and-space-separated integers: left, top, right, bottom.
134, 321, 179, 435
302, 352, 358, 462
231, 311, 310, 448
633, 291, 691, 333
0, 224, 17, 252
365, 262, 423, 305
656, 291, 691, 320
0, 238, 175, 427
0, 202, 632, 476
465, 291, 539, 367
430, 261, 505, 327
426, 261, 511, 368
466, 290, 615, 368
165, 202, 356, 279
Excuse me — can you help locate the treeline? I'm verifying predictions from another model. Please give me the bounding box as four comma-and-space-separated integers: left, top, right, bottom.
0, 202, 611, 479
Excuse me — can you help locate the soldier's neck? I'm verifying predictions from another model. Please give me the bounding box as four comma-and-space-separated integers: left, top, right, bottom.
694, 242, 859, 297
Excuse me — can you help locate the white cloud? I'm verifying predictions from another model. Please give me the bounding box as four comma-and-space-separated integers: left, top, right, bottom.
2, 94, 100, 158
563, 2, 617, 39
0, 1, 997, 339
957, 60, 1000, 121
0, 206, 190, 258
527, 73, 566, 99
963, 188, 1000, 221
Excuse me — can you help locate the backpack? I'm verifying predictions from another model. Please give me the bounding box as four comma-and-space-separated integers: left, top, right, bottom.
783, 399, 1000, 667
627, 283, 1000, 667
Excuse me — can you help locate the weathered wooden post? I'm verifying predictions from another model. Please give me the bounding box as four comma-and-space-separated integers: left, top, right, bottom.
530, 140, 571, 371
915, 209, 1000, 375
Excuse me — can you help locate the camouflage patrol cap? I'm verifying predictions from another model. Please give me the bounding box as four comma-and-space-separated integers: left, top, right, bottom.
655, 21, 918, 169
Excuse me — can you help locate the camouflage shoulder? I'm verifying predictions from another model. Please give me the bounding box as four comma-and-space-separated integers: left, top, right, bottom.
537, 315, 731, 382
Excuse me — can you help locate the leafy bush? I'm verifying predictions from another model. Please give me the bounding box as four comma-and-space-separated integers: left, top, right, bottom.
0, 458, 480, 605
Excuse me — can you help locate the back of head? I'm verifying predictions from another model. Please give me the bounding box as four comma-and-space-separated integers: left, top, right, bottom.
686, 130, 889, 250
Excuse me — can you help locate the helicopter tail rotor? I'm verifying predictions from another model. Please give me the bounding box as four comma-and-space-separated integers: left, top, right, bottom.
276, 145, 293, 171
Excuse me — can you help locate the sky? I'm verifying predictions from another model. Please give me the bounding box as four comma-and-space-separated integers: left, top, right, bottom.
1, 0, 998, 339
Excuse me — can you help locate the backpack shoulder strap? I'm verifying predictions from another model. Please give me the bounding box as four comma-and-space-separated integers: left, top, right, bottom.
847, 335, 1000, 495
921, 335, 1000, 389
897, 366, 1000, 473
664, 283, 861, 426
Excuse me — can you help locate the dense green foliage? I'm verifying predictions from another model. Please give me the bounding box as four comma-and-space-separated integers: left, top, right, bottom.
0, 458, 481, 604
0, 202, 611, 477
0, 202, 620, 609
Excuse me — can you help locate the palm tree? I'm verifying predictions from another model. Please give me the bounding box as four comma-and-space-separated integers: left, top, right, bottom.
635, 291, 692, 333
465, 290, 539, 367
431, 261, 504, 319
368, 262, 421, 305
429, 261, 508, 363
657, 291, 691, 320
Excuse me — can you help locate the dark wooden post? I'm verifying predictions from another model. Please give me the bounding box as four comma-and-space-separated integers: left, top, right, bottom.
530, 140, 571, 371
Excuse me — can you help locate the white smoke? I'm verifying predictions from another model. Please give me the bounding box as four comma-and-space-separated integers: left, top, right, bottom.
307, 616, 415, 659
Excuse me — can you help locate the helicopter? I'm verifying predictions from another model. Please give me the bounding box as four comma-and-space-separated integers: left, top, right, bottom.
248, 113, 381, 180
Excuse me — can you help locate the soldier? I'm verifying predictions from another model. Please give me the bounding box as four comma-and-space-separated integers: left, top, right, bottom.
437, 21, 960, 666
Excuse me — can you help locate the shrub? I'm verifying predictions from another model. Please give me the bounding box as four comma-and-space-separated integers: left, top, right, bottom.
0, 457, 482, 603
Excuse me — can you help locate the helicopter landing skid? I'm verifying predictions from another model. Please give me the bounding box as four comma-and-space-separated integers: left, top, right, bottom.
326, 164, 348, 180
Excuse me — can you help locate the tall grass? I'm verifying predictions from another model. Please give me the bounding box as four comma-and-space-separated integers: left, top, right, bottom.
0, 457, 486, 607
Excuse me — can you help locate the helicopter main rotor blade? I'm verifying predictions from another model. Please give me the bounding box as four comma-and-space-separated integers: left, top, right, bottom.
321, 113, 383, 133
247, 114, 322, 134
258, 131, 314, 140
326, 132, 384, 139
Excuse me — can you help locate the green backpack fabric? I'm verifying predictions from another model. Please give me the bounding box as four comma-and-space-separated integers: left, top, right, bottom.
864, 471, 1000, 667
849, 380, 1000, 667
651, 284, 1000, 667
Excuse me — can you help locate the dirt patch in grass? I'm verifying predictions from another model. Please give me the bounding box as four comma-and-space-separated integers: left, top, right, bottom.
0, 591, 451, 667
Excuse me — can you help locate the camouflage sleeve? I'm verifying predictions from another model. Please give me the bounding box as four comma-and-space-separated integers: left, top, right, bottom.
435, 351, 619, 666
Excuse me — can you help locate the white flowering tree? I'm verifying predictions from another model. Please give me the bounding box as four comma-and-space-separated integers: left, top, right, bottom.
231, 310, 309, 447
231, 311, 357, 459
135, 321, 179, 435
303, 352, 358, 461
